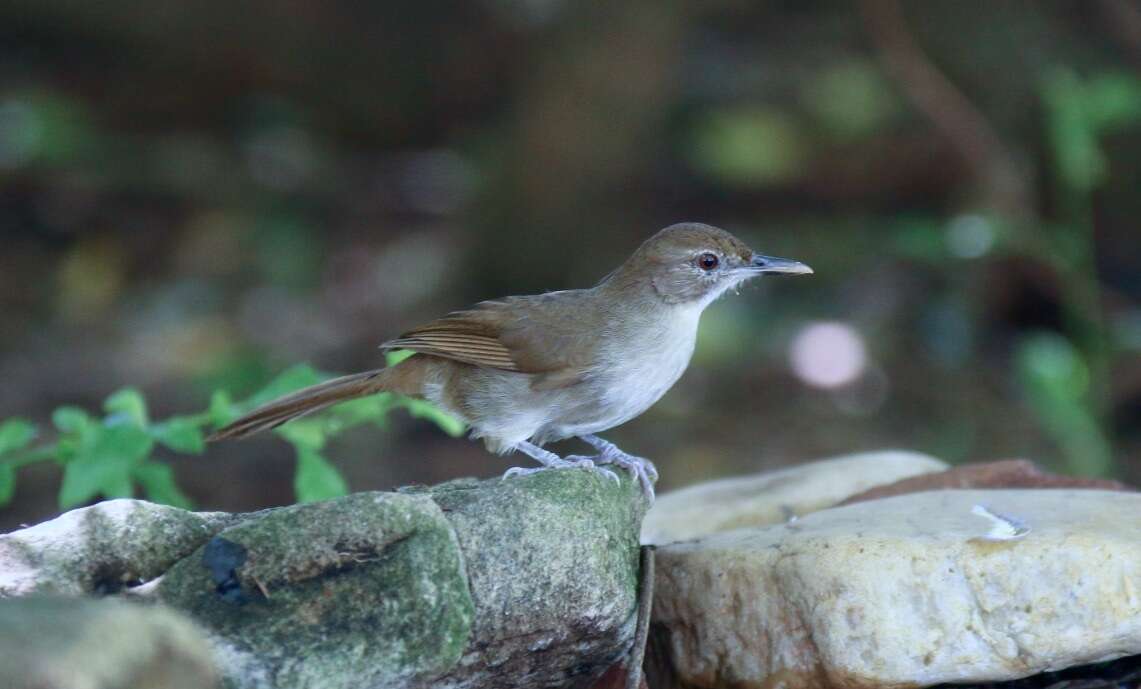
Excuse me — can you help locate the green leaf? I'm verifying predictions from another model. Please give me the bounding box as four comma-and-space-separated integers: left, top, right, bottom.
397, 397, 466, 437
104, 388, 149, 427
60, 459, 120, 507
385, 349, 416, 367
53, 407, 97, 464
52, 407, 93, 434
294, 448, 348, 503
1084, 73, 1141, 131
58, 425, 154, 508
134, 463, 193, 509
324, 394, 393, 432
97, 425, 155, 465
0, 418, 36, 455
1016, 332, 1113, 477
246, 364, 325, 408
208, 390, 237, 428
1017, 332, 1088, 401
150, 417, 206, 454
0, 463, 15, 506
276, 419, 327, 451
1043, 69, 1108, 191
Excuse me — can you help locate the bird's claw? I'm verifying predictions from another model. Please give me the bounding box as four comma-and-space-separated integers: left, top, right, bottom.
593, 450, 657, 503
578, 435, 658, 501
505, 438, 654, 502
502, 465, 541, 480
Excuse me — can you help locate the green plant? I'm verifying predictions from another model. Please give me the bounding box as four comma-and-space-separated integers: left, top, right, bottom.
1012, 69, 1141, 476
0, 351, 464, 510
1015, 332, 1113, 477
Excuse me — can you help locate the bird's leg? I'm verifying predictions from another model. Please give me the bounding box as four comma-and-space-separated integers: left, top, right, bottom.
505, 441, 620, 484
578, 434, 657, 502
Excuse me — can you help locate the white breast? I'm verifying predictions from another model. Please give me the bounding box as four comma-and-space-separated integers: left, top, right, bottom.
554, 304, 701, 437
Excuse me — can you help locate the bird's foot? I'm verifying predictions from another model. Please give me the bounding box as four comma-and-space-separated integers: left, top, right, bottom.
594, 452, 656, 503
579, 435, 657, 503
505, 442, 621, 484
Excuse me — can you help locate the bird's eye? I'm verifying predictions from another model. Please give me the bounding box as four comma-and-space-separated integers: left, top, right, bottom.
697, 253, 720, 271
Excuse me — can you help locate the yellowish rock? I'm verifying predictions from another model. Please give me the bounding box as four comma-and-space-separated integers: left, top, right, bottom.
642, 451, 947, 544
653, 490, 1141, 688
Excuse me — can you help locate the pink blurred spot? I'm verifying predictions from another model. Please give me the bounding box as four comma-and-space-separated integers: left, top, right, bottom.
789, 322, 867, 388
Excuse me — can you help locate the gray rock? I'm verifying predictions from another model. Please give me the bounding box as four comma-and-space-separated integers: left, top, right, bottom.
0, 596, 218, 689
0, 499, 232, 596
155, 468, 646, 689
651, 490, 1141, 689
160, 490, 475, 689
0, 469, 646, 688
426, 470, 646, 688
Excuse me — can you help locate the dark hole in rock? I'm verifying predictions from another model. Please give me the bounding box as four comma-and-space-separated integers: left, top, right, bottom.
89, 561, 141, 595
202, 536, 252, 605
568, 661, 599, 677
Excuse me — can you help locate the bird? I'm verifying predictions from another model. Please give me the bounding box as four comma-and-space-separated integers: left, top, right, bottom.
208, 222, 812, 501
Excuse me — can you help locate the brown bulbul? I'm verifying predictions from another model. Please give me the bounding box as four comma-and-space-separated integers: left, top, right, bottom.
208, 223, 812, 500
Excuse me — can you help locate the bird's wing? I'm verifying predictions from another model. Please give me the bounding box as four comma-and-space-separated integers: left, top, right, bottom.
380, 293, 595, 388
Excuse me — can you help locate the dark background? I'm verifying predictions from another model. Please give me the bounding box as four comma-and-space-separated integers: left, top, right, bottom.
2, 0, 1139, 529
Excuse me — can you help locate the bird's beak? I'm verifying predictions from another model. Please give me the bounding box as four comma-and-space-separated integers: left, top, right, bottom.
749, 253, 813, 275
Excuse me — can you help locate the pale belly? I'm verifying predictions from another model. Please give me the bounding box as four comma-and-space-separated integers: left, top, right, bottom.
421, 305, 701, 452
533, 312, 699, 443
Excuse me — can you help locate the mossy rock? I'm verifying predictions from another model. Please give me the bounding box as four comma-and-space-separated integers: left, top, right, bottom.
160, 491, 472, 688
159, 467, 647, 689
421, 469, 646, 686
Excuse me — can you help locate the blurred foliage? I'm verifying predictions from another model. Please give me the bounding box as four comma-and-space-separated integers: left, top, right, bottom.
1016, 333, 1112, 477
0, 352, 463, 509
1044, 71, 1141, 193
689, 107, 811, 186
1015, 68, 1141, 476
1, 0, 1140, 524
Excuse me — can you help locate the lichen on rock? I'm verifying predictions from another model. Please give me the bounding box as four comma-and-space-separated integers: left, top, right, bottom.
0, 499, 232, 596
148, 467, 648, 689
423, 468, 646, 687
160, 490, 475, 688
0, 467, 648, 689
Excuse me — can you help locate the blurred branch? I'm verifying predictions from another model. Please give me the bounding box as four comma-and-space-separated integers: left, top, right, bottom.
859, 0, 1032, 217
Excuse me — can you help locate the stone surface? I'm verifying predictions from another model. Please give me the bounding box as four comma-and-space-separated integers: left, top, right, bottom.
0, 499, 231, 596
641, 451, 947, 545
0, 596, 218, 689
152, 468, 646, 689
160, 491, 474, 689
840, 459, 1132, 506
651, 490, 1141, 689
425, 471, 646, 688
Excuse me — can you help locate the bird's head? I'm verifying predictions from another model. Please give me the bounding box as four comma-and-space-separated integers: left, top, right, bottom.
612, 222, 812, 306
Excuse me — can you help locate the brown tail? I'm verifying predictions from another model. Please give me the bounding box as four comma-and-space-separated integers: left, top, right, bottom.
208, 368, 391, 441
